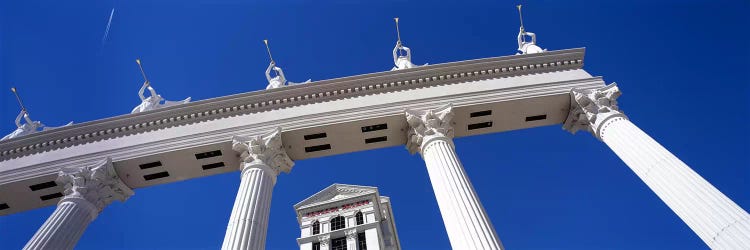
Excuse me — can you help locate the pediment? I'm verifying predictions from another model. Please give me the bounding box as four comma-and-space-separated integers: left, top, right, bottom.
294, 184, 377, 210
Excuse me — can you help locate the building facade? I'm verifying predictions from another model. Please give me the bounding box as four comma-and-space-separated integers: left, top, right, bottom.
295, 184, 400, 250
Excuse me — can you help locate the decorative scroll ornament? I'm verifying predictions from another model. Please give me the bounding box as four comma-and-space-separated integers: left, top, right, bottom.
263, 40, 311, 90
405, 104, 454, 154
57, 157, 134, 212
131, 59, 191, 114
563, 83, 626, 137
516, 5, 546, 55
2, 87, 72, 141
232, 127, 294, 174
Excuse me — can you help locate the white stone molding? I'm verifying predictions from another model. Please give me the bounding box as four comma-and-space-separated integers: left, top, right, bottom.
23, 157, 133, 250
0, 49, 586, 161
404, 105, 503, 250
222, 127, 293, 250
563, 84, 750, 249
562, 83, 625, 139
405, 103, 454, 155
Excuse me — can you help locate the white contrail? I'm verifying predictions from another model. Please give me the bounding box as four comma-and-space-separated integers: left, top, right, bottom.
102, 8, 115, 44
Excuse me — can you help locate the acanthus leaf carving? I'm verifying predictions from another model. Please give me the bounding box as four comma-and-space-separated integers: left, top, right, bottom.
563, 83, 626, 138
232, 127, 294, 175
405, 104, 454, 155
57, 157, 134, 212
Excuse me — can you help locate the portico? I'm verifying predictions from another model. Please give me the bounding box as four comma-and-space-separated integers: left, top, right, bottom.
2, 47, 748, 249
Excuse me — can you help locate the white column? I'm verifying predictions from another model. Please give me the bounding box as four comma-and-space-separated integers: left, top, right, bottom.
318, 235, 330, 250
364, 228, 380, 250
564, 83, 750, 249
405, 104, 503, 250
222, 127, 294, 250
346, 229, 358, 250
24, 157, 133, 250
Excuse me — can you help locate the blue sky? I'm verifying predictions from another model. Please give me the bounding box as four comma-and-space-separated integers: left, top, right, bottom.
1, 0, 748, 249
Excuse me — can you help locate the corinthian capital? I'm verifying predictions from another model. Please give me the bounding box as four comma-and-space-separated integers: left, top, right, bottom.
232, 127, 294, 175
57, 157, 134, 212
318, 235, 330, 247
405, 104, 454, 155
563, 83, 627, 137
346, 229, 358, 239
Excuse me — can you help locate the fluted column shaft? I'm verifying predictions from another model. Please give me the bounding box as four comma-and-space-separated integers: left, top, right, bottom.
221, 163, 276, 250
565, 84, 750, 249
23, 157, 133, 250
405, 104, 503, 250
601, 117, 750, 249
222, 127, 294, 250
421, 136, 502, 249
24, 198, 97, 250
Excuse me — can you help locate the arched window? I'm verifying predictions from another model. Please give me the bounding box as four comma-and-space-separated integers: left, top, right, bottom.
312, 220, 320, 235
356, 211, 364, 225
330, 215, 346, 231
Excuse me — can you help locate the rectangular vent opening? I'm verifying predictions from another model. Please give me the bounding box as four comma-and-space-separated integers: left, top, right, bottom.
525, 114, 547, 122
202, 162, 226, 170
139, 161, 163, 170
361, 123, 388, 133
304, 132, 327, 140
470, 110, 492, 118
29, 181, 57, 191
0, 203, 8, 210
195, 150, 222, 160
143, 171, 170, 181
365, 136, 388, 144
305, 144, 332, 153
468, 121, 493, 130
40, 193, 63, 201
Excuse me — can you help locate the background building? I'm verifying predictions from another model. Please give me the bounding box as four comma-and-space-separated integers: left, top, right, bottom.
295, 184, 400, 250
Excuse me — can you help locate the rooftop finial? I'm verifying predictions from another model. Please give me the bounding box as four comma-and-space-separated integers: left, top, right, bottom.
264, 39, 275, 64
135, 59, 149, 84
517, 5, 525, 30
394, 17, 404, 57
517, 4, 525, 42
10, 87, 26, 111
394, 17, 402, 44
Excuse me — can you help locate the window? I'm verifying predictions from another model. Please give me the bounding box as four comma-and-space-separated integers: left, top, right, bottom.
356, 212, 364, 225
331, 237, 347, 250
312, 242, 321, 250
312, 221, 320, 235
330, 216, 346, 231
357, 232, 367, 250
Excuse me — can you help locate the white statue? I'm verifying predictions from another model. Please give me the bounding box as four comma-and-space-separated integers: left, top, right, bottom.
130, 59, 191, 114
130, 81, 191, 114
264, 62, 311, 90
265, 62, 286, 89
2, 88, 72, 141
517, 27, 545, 55
392, 42, 419, 71
262, 40, 310, 90
516, 5, 545, 55
2, 111, 43, 141
390, 18, 426, 71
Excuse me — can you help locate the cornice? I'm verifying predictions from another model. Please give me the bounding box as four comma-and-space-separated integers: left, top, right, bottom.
0, 49, 585, 161
295, 184, 378, 210
0, 76, 604, 186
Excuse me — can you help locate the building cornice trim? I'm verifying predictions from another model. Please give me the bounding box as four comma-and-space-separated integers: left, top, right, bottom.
0, 49, 585, 161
